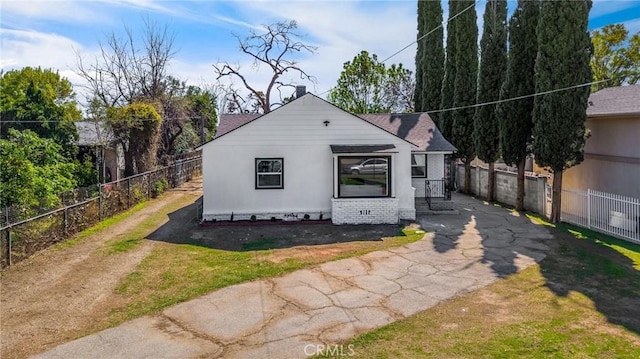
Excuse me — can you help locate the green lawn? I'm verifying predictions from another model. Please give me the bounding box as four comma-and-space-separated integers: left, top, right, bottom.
317, 217, 640, 358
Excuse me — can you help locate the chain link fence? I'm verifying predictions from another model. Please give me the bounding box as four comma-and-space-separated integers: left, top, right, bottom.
1, 156, 202, 268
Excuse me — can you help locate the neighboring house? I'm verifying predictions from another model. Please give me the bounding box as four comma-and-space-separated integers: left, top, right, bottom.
75, 121, 124, 183
199, 90, 456, 225
562, 85, 640, 199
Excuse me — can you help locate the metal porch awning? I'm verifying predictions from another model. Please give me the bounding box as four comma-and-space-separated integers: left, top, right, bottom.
329, 144, 397, 154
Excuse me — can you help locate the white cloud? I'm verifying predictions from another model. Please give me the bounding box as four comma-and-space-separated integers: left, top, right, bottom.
0, 28, 104, 105
622, 18, 640, 34
232, 1, 418, 97
0, 0, 106, 23
0, 28, 83, 70
591, 0, 639, 18
100, 0, 173, 13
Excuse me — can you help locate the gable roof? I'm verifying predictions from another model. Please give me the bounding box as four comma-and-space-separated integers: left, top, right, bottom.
213, 94, 456, 153
587, 85, 640, 118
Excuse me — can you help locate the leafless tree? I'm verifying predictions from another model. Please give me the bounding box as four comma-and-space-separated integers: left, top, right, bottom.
76, 19, 175, 107
214, 20, 317, 114
77, 20, 188, 166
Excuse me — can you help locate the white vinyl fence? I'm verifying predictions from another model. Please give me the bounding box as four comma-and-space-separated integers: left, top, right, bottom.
560, 188, 640, 244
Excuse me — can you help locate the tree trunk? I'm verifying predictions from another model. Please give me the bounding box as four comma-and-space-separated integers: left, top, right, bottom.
515, 158, 525, 211
551, 170, 563, 223
464, 160, 472, 194
487, 161, 495, 202
124, 151, 134, 177
120, 140, 134, 177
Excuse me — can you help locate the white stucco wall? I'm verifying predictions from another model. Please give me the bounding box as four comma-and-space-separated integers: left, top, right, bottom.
412, 153, 447, 198
562, 115, 640, 199
201, 95, 416, 223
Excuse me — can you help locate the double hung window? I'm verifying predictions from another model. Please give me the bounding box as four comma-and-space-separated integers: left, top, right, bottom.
256, 158, 283, 189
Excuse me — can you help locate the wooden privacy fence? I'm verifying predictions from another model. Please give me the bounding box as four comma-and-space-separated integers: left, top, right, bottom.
0, 156, 202, 268
560, 188, 640, 244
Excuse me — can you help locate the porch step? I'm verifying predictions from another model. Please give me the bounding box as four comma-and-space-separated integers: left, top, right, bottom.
416, 208, 459, 215
416, 199, 458, 215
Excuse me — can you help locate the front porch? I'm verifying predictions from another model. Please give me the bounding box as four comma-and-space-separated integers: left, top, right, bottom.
415, 197, 457, 214
415, 178, 456, 214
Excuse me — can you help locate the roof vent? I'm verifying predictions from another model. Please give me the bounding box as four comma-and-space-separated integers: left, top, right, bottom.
295, 85, 306, 99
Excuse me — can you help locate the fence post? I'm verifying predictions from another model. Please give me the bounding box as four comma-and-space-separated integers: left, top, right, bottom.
127, 179, 131, 208
587, 189, 592, 229
7, 229, 12, 267
147, 174, 151, 199
98, 185, 103, 221
64, 207, 68, 236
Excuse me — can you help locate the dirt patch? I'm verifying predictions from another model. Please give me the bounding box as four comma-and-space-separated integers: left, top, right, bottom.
0, 180, 202, 359
148, 219, 406, 251
265, 242, 374, 264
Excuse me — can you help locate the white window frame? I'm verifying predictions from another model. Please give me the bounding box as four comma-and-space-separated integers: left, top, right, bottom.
255, 158, 283, 189
411, 153, 427, 178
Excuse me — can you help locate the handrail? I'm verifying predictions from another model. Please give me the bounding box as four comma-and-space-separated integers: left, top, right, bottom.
425, 178, 451, 209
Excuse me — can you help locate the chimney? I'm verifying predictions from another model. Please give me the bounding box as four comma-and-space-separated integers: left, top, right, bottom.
295, 85, 306, 99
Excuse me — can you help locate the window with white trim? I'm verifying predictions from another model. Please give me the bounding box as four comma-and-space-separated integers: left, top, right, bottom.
256, 158, 283, 189
411, 154, 426, 177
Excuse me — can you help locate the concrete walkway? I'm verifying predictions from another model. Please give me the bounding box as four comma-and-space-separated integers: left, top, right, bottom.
33, 194, 553, 359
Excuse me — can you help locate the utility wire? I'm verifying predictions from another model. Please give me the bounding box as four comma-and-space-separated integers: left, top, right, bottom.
319, 0, 481, 96
0, 115, 207, 123
380, 0, 481, 64
1, 79, 608, 124
423, 79, 609, 115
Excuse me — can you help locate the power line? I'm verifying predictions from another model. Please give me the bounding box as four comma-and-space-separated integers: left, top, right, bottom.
0, 116, 207, 123
319, 0, 481, 97
380, 0, 481, 64
1, 79, 609, 125
423, 79, 609, 115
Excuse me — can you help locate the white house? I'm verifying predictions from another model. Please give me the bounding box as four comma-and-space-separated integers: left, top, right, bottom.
200, 92, 456, 225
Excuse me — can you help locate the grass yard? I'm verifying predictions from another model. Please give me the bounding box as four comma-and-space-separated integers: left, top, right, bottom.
105, 227, 425, 326
318, 216, 640, 358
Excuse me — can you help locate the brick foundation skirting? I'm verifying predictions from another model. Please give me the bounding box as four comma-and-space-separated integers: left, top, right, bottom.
331, 198, 399, 225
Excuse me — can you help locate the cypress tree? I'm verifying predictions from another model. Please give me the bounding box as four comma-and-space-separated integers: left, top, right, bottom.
420, 0, 444, 117
451, 0, 478, 194
414, 0, 426, 112
532, 0, 592, 223
473, 0, 507, 202
439, 0, 459, 139
497, 0, 539, 211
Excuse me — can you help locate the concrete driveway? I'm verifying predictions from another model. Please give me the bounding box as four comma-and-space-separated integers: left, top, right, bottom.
33, 194, 552, 359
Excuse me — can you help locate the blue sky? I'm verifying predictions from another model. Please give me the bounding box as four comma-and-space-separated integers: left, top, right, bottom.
1, 0, 639, 107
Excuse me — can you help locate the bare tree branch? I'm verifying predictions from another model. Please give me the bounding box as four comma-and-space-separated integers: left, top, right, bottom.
214, 20, 317, 113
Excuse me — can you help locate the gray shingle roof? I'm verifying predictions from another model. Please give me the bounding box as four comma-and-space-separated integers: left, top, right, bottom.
216, 113, 262, 137
75, 121, 114, 146
357, 113, 456, 152
587, 85, 640, 117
